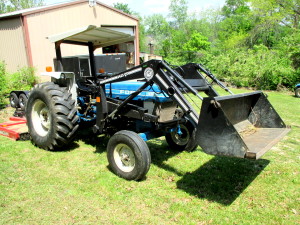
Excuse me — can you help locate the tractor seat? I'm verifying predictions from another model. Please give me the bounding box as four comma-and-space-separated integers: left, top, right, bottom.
180, 79, 210, 92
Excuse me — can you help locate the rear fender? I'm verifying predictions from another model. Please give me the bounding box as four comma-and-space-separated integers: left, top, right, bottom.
41, 72, 77, 102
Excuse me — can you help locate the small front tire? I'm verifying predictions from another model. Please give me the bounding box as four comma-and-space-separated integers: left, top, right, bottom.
165, 122, 197, 152
107, 130, 151, 181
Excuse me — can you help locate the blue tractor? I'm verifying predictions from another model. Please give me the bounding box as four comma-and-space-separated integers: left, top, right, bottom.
13, 26, 290, 180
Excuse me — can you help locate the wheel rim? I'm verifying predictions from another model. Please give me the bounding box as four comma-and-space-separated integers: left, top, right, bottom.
10, 96, 16, 107
31, 99, 51, 137
19, 97, 25, 108
113, 144, 135, 172
171, 124, 190, 146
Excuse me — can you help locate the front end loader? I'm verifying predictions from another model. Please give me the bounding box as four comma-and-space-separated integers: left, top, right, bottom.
23, 25, 289, 180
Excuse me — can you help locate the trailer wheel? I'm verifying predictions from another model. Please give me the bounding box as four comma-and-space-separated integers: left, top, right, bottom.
107, 130, 151, 181
26, 82, 79, 150
10, 92, 19, 108
295, 88, 300, 98
165, 122, 197, 152
19, 93, 28, 111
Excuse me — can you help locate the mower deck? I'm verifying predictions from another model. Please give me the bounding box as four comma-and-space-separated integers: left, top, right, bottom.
0, 117, 30, 141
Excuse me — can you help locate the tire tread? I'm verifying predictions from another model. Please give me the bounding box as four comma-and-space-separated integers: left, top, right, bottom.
107, 130, 151, 181
26, 82, 79, 150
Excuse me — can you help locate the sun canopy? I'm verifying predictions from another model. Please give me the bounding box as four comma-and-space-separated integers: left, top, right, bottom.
47, 25, 135, 47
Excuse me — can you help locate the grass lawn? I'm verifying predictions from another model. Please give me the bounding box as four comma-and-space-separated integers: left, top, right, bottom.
0, 87, 299, 224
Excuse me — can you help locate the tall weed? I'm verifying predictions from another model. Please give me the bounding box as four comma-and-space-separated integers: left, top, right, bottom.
0, 62, 8, 107
0, 61, 39, 108
207, 46, 297, 90
7, 67, 39, 91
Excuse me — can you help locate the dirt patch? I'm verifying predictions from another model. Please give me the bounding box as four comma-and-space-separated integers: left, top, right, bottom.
0, 107, 15, 123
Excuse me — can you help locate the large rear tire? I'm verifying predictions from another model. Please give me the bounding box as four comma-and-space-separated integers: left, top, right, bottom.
107, 130, 151, 181
165, 122, 197, 152
26, 82, 79, 150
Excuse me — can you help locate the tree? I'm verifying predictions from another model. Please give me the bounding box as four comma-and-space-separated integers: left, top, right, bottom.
145, 14, 169, 37
250, 0, 300, 29
113, 3, 148, 52
113, 3, 134, 15
138, 18, 147, 52
183, 32, 210, 61
219, 0, 253, 47
222, 0, 250, 17
0, 0, 44, 13
0, 0, 8, 13
168, 0, 188, 28
242, 0, 300, 48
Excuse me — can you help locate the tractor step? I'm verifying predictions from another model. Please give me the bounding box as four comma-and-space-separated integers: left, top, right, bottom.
0, 117, 30, 141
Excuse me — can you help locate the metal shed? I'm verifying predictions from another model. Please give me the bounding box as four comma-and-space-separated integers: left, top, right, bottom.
0, 0, 139, 78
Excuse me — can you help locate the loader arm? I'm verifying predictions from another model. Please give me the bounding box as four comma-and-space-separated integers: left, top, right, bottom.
88, 59, 289, 160
196, 63, 234, 95
174, 63, 233, 96
94, 59, 200, 133
26, 25, 291, 181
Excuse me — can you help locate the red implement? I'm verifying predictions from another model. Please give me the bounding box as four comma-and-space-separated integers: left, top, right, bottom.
0, 117, 29, 140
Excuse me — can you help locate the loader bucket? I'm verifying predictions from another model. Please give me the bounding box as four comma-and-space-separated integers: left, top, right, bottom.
196, 91, 290, 159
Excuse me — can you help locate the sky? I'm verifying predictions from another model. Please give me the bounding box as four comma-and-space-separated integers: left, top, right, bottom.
44, 0, 226, 17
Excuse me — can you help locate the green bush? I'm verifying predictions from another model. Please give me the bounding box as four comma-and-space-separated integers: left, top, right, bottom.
0, 61, 8, 107
0, 61, 39, 108
207, 46, 297, 90
7, 67, 39, 91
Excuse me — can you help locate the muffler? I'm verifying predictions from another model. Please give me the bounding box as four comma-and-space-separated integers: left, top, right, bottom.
196, 91, 290, 159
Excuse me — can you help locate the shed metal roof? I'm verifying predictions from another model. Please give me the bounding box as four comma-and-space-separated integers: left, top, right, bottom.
47, 25, 135, 47
0, 0, 138, 21
0, 5, 48, 19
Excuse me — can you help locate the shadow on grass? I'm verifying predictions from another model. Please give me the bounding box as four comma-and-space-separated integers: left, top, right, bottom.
176, 156, 269, 205
148, 139, 270, 205
74, 127, 108, 153
76, 130, 270, 205
28, 139, 80, 152
54, 142, 80, 152
148, 139, 185, 176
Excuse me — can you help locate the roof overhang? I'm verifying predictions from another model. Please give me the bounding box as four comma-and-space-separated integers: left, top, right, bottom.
47, 25, 135, 48
0, 0, 138, 21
